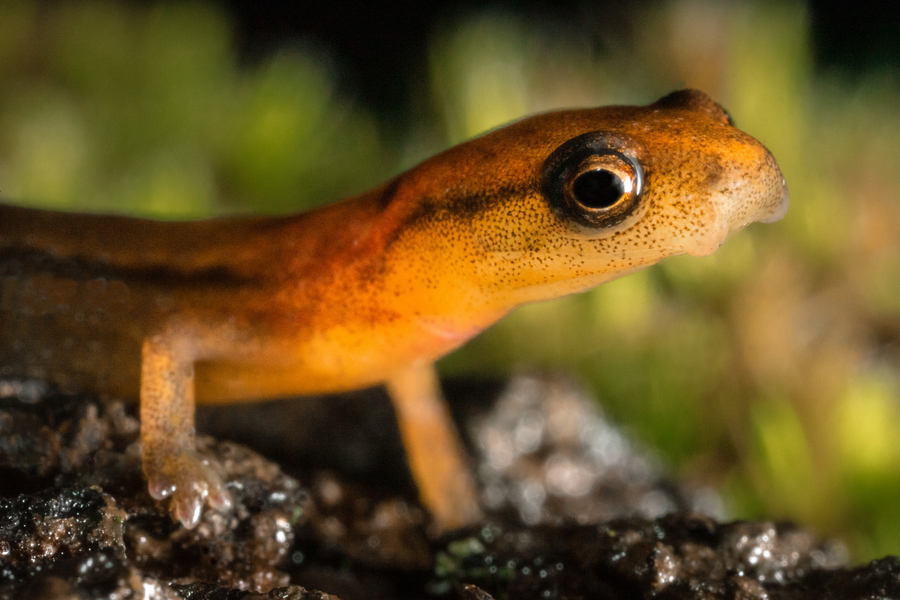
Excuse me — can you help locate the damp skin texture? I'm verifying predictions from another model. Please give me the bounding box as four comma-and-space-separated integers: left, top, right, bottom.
0, 90, 788, 531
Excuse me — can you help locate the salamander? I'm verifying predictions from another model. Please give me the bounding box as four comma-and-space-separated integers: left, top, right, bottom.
0, 90, 788, 531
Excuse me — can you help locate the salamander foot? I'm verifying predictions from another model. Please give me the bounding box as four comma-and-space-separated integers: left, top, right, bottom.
144, 447, 232, 528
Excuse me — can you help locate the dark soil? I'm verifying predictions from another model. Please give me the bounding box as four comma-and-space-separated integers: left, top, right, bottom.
1, 374, 894, 600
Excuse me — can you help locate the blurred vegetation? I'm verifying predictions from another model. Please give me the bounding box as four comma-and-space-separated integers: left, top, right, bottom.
0, 1, 386, 216
2, 0, 900, 563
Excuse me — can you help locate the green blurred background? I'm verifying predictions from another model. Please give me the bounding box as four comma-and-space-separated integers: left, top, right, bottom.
2, 0, 900, 562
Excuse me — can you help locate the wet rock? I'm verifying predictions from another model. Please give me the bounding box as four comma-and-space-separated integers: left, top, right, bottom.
305, 472, 431, 569
467, 375, 718, 525
171, 582, 341, 600
429, 513, 846, 599
0, 488, 126, 584
0, 390, 312, 596
1, 374, 899, 600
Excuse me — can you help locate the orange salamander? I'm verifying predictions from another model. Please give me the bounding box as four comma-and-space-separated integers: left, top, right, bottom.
0, 90, 788, 531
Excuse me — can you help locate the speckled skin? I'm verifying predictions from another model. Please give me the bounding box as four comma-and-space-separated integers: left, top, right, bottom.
0, 90, 787, 531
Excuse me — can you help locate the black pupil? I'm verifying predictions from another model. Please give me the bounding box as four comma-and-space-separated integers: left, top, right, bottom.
571, 169, 625, 209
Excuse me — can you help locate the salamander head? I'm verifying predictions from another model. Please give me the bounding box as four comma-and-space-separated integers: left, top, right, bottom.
386, 89, 788, 312
539, 89, 788, 259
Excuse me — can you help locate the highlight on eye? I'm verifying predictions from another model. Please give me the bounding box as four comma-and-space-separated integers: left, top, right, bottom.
543, 132, 644, 229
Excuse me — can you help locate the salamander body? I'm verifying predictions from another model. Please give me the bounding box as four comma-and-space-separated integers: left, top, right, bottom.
0, 90, 788, 530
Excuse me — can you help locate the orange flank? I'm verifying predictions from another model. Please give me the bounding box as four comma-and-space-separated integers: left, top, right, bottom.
0, 90, 788, 531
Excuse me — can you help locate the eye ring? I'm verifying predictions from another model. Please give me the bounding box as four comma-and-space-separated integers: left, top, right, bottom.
543, 132, 644, 229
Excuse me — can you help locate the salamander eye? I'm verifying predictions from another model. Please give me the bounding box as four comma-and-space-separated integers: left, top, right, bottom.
543, 132, 644, 229
567, 156, 637, 210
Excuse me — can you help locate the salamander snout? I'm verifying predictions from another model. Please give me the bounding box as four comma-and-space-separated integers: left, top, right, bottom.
761, 176, 790, 223
682, 138, 789, 257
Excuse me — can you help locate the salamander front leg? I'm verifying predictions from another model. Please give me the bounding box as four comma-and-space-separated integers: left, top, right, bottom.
386, 363, 482, 531
140, 336, 231, 528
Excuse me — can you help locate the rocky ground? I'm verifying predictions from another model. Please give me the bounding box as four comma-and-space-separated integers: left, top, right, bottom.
1, 374, 898, 599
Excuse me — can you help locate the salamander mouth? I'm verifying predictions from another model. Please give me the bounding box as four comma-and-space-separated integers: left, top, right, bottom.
683, 226, 728, 257
683, 155, 789, 258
